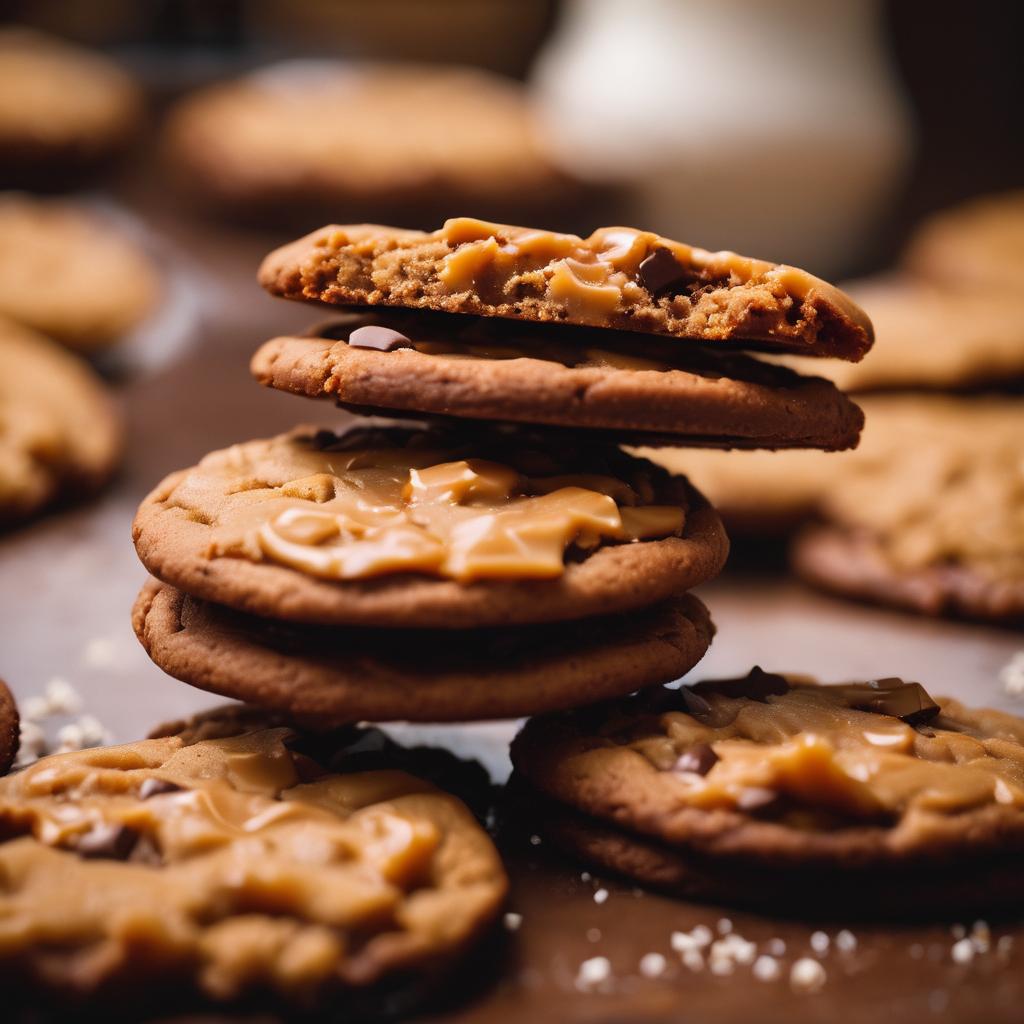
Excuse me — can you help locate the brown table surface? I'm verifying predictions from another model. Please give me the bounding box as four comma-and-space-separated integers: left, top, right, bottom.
2, 200, 1023, 1024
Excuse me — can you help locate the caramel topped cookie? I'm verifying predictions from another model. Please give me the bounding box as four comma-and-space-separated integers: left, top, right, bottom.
0, 195, 159, 353
0, 726, 506, 1003
0, 317, 121, 526
132, 425, 727, 628
512, 670, 1024, 913
0, 29, 141, 188
258, 217, 873, 360
133, 580, 714, 724
252, 309, 863, 450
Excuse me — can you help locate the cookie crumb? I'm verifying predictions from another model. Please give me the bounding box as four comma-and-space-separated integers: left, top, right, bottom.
503, 912, 522, 932
951, 938, 975, 964
753, 955, 781, 982
56, 714, 112, 753
639, 952, 666, 978
810, 931, 830, 955
790, 957, 826, 993
593, 887, 609, 905
576, 956, 611, 992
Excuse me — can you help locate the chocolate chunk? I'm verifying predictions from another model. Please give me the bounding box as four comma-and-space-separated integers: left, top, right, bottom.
843, 678, 941, 725
348, 325, 413, 351
673, 742, 719, 776
75, 823, 140, 860
678, 687, 714, 720
692, 666, 791, 703
637, 247, 688, 295
138, 777, 184, 800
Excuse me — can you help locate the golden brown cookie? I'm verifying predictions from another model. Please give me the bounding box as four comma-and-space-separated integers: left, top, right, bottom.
512, 670, 1024, 915
132, 424, 727, 629
0, 678, 18, 775
791, 396, 1024, 623
904, 190, 1024, 291
164, 61, 578, 227
133, 578, 715, 724
0, 317, 122, 526
0, 726, 507, 1006
0, 29, 141, 188
251, 309, 863, 450
0, 194, 159, 353
258, 217, 873, 360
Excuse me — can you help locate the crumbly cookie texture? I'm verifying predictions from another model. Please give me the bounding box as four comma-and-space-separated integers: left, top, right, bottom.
0, 317, 121, 524
132, 425, 727, 628
904, 190, 1024, 291
0, 678, 18, 775
512, 669, 1024, 868
132, 579, 715, 724
777, 275, 1024, 392
0, 28, 140, 185
0, 728, 506, 1002
0, 195, 159, 352
164, 62, 570, 216
251, 309, 863, 450
258, 218, 873, 360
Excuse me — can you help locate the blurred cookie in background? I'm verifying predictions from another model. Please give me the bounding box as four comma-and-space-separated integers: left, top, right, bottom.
782, 275, 1024, 393
792, 396, 1024, 624
904, 190, 1024, 292
0, 317, 122, 527
0, 194, 159, 353
163, 61, 590, 230
0, 28, 141, 189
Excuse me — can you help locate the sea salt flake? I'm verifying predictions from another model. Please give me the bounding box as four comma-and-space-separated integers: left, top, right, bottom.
503, 913, 522, 932
576, 956, 611, 991
639, 952, 667, 978
790, 957, 826, 993
753, 955, 781, 982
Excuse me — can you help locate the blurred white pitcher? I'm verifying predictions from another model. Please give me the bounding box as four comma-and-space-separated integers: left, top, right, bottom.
532, 0, 913, 275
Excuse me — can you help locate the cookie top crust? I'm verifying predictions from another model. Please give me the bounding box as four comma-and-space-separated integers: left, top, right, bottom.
133, 425, 727, 628
252, 309, 864, 450
0, 194, 160, 352
0, 727, 506, 1001
0, 316, 122, 525
512, 670, 1024, 867
258, 217, 873, 360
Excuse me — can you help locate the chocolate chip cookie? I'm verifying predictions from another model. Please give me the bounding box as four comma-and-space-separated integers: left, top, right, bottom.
512, 669, 1024, 915
132, 424, 727, 629
0, 28, 141, 189
0, 725, 507, 1005
0, 194, 160, 353
258, 217, 873, 360
0, 677, 18, 775
251, 309, 863, 450
0, 316, 122, 526
133, 578, 714, 724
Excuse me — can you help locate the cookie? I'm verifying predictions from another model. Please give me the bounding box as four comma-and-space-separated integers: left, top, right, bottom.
511, 670, 1024, 915
0, 316, 122, 526
0, 726, 506, 1006
904, 190, 1024, 291
779, 275, 1024, 392
132, 424, 727, 629
251, 309, 864, 450
164, 61, 577, 227
257, 217, 873, 360
791, 395, 1024, 622
0, 29, 141, 189
133, 579, 715, 724
0, 678, 18, 775
0, 194, 160, 353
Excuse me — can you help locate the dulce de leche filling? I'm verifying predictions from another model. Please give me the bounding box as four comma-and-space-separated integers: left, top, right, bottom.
623, 673, 1024, 823
194, 434, 684, 583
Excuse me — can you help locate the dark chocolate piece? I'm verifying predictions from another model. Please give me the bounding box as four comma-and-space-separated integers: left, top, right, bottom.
673, 742, 719, 776
138, 777, 184, 799
678, 687, 714, 720
692, 666, 791, 703
348, 325, 413, 351
637, 247, 688, 295
75, 823, 140, 860
838, 678, 941, 725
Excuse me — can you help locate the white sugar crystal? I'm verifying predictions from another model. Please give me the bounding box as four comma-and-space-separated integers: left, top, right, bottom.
790, 957, 826, 993
576, 956, 611, 991
753, 955, 781, 982
810, 931, 830, 955
503, 913, 522, 932
835, 929, 858, 953
639, 952, 667, 978
593, 887, 609, 904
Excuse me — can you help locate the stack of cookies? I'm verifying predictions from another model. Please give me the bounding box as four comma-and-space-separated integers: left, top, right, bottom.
132, 217, 872, 725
